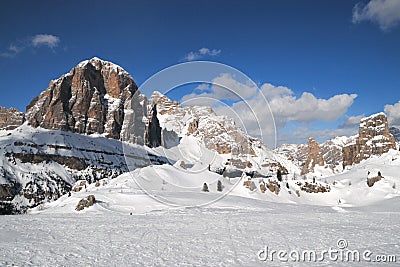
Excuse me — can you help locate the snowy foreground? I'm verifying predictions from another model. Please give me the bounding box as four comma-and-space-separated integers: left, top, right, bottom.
1, 195, 400, 266
1, 147, 400, 265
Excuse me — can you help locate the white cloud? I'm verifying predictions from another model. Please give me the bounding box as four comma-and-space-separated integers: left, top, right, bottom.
352, 0, 400, 31
384, 101, 400, 126
0, 44, 24, 57
184, 47, 221, 61
196, 83, 210, 90
181, 74, 357, 147
31, 34, 60, 48
1, 34, 61, 58
266, 91, 357, 124
338, 114, 364, 129
182, 73, 258, 102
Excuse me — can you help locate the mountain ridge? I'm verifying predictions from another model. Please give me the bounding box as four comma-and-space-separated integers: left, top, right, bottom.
1, 57, 399, 215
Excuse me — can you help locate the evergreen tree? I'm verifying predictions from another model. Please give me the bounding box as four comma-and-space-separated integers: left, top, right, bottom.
202, 182, 209, 192
217, 180, 223, 192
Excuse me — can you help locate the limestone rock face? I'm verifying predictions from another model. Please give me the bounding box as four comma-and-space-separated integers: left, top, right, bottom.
120, 93, 147, 145
276, 136, 357, 173
149, 91, 257, 156
301, 137, 325, 175
343, 113, 396, 167
0, 107, 25, 130
145, 104, 162, 148
25, 57, 138, 140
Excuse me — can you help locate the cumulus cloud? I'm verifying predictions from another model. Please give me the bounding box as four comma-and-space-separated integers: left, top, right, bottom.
182, 73, 258, 102
0, 44, 24, 57
184, 47, 221, 61
352, 0, 400, 31
338, 114, 364, 129
265, 91, 357, 124
181, 74, 357, 147
384, 101, 400, 126
196, 83, 210, 90
31, 34, 60, 48
1, 34, 60, 57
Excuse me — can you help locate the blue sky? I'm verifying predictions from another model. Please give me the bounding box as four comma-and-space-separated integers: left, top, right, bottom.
1, 0, 400, 145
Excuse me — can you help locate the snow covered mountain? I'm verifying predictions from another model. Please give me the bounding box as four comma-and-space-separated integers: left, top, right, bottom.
1, 57, 399, 216
149, 91, 298, 176
275, 135, 357, 174
0, 124, 169, 214
0, 57, 296, 214
31, 146, 400, 214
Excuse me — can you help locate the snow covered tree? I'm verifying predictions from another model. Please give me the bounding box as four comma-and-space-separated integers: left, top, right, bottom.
277, 169, 282, 182
217, 180, 223, 192
202, 182, 209, 192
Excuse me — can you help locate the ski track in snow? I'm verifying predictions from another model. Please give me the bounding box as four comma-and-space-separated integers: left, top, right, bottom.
1, 206, 399, 266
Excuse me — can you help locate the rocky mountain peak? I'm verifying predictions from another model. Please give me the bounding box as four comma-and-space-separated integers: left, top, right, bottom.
0, 106, 25, 130
301, 137, 325, 175
149, 92, 257, 156
25, 57, 138, 139
343, 112, 396, 167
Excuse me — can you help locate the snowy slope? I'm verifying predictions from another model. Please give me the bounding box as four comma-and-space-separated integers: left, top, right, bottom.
2, 200, 400, 266
0, 124, 168, 213
30, 146, 400, 216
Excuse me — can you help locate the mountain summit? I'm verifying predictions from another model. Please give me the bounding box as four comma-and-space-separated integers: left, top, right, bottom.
26, 57, 139, 140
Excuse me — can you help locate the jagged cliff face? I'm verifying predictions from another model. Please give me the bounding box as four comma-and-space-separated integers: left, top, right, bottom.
22, 58, 259, 155
301, 138, 325, 175
145, 104, 162, 148
0, 125, 168, 214
0, 57, 298, 214
276, 136, 355, 174
25, 57, 139, 140
149, 91, 256, 156
343, 113, 396, 167
0, 107, 25, 130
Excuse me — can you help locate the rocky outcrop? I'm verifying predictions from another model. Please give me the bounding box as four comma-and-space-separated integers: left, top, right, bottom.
149, 91, 257, 156
275, 143, 309, 167
367, 175, 382, 187
121, 93, 147, 145
145, 104, 162, 148
301, 137, 325, 175
75, 195, 96, 211
0, 107, 25, 130
295, 181, 331, 193
276, 136, 356, 172
26, 57, 139, 140
343, 113, 396, 167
